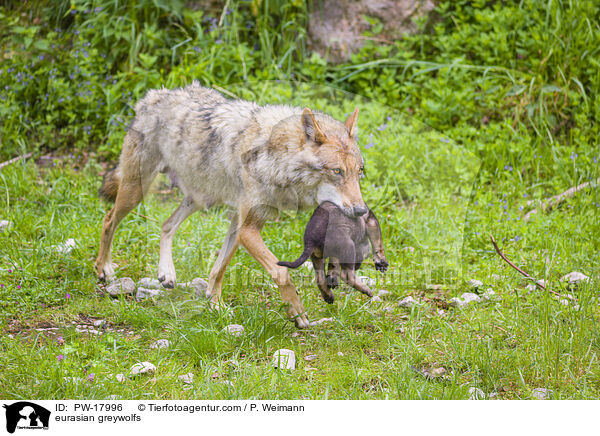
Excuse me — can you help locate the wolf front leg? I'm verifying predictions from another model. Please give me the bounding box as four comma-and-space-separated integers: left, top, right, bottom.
238, 220, 310, 329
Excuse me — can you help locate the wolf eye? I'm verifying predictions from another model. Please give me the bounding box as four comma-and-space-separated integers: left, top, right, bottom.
331, 168, 342, 175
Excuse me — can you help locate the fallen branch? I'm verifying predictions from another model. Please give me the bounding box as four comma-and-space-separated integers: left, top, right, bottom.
524, 178, 600, 222
489, 234, 566, 299
132, 211, 158, 223
0, 152, 33, 170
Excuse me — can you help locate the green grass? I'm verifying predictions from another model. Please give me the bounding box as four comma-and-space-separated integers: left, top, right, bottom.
1, 82, 599, 400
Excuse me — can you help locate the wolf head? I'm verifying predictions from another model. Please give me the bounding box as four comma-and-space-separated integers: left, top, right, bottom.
301, 107, 367, 217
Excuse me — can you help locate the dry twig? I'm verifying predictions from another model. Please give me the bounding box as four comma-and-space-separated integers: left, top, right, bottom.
489, 234, 566, 299
0, 152, 33, 170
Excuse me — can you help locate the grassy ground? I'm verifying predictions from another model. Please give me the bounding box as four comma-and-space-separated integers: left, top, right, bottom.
1, 84, 598, 400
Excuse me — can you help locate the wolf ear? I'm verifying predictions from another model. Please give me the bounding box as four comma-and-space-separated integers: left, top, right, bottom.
345, 108, 359, 138
302, 108, 327, 144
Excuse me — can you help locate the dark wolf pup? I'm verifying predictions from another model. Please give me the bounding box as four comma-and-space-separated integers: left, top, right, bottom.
96, 82, 373, 328
278, 201, 388, 303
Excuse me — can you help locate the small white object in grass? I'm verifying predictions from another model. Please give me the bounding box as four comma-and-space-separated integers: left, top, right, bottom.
469, 279, 483, 289
303, 262, 313, 271
371, 295, 383, 303
115, 374, 126, 383
272, 349, 296, 370
107, 277, 136, 297
468, 387, 485, 400
178, 372, 194, 384
532, 388, 552, 400
222, 324, 245, 337
149, 339, 170, 349
309, 317, 333, 327
378, 289, 390, 297
401, 246, 415, 253
398, 296, 417, 308
138, 278, 162, 289
92, 319, 105, 327
359, 276, 376, 287
337, 352, 344, 357
431, 367, 447, 378
290, 332, 301, 338
562, 271, 589, 284
136, 287, 164, 301
180, 277, 208, 296
130, 361, 156, 376
304, 354, 317, 361
53, 238, 77, 254
482, 289, 496, 300
0, 220, 12, 231
63, 377, 84, 384
222, 380, 234, 388
461, 292, 481, 304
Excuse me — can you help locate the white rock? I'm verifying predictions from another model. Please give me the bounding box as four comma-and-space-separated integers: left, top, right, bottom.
136, 287, 164, 301
178, 372, 194, 384
401, 246, 415, 253
309, 317, 333, 327
303, 262, 314, 271
138, 278, 162, 289
461, 292, 481, 304
371, 295, 383, 302
304, 354, 317, 361
149, 339, 170, 349
449, 297, 462, 307
222, 324, 245, 337
399, 296, 417, 308
181, 277, 208, 296
272, 349, 296, 370
378, 289, 391, 297
468, 387, 485, 400
359, 276, 376, 287
75, 326, 100, 335
562, 271, 589, 284
431, 367, 447, 377
469, 279, 483, 289
532, 388, 552, 400
130, 362, 156, 376
290, 332, 301, 338
337, 352, 344, 357
53, 238, 77, 254
482, 289, 496, 300
92, 319, 105, 327
107, 277, 136, 297
115, 374, 126, 383
0, 220, 12, 231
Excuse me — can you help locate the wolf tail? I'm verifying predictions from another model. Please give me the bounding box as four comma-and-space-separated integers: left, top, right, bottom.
277, 244, 313, 269
98, 165, 121, 202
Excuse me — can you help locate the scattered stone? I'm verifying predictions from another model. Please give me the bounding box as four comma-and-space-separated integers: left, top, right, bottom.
371, 295, 383, 303
272, 349, 296, 370
426, 284, 444, 291
136, 287, 164, 301
130, 362, 156, 376
181, 277, 209, 296
468, 387, 485, 400
401, 246, 415, 253
436, 308, 446, 317
115, 374, 126, 383
430, 367, 447, 378
92, 319, 105, 327
490, 274, 507, 281
304, 354, 317, 362
0, 220, 12, 231
178, 373, 194, 384
398, 296, 417, 308
138, 278, 162, 289
450, 292, 481, 307
359, 276, 376, 287
222, 324, 245, 337
309, 317, 333, 327
149, 339, 170, 349
482, 289, 496, 300
290, 332, 301, 338
532, 388, 552, 400
107, 278, 136, 297
378, 289, 391, 297
75, 326, 101, 335
53, 238, 77, 254
337, 352, 344, 357
562, 271, 589, 284
469, 279, 483, 289
525, 279, 547, 292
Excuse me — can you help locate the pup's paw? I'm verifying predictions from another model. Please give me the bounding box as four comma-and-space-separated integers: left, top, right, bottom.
375, 259, 389, 272
158, 272, 176, 289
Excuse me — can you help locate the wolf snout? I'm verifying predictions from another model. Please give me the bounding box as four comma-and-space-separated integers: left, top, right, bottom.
352, 205, 368, 217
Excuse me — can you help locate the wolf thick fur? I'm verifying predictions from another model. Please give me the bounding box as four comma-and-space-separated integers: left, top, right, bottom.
96, 82, 366, 328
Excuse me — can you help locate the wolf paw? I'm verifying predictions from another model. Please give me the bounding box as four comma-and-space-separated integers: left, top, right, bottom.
96, 262, 116, 282
158, 272, 176, 289
375, 259, 389, 272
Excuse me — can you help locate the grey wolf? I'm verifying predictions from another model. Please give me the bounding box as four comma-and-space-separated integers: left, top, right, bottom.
277, 201, 388, 303
95, 82, 367, 328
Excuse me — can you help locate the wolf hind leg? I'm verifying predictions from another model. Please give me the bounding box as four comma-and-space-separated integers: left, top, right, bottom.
312, 255, 334, 304
157, 197, 200, 288
206, 213, 240, 307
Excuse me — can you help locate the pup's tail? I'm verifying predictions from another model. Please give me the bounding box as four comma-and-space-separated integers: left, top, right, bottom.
98, 165, 121, 202
277, 245, 313, 269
